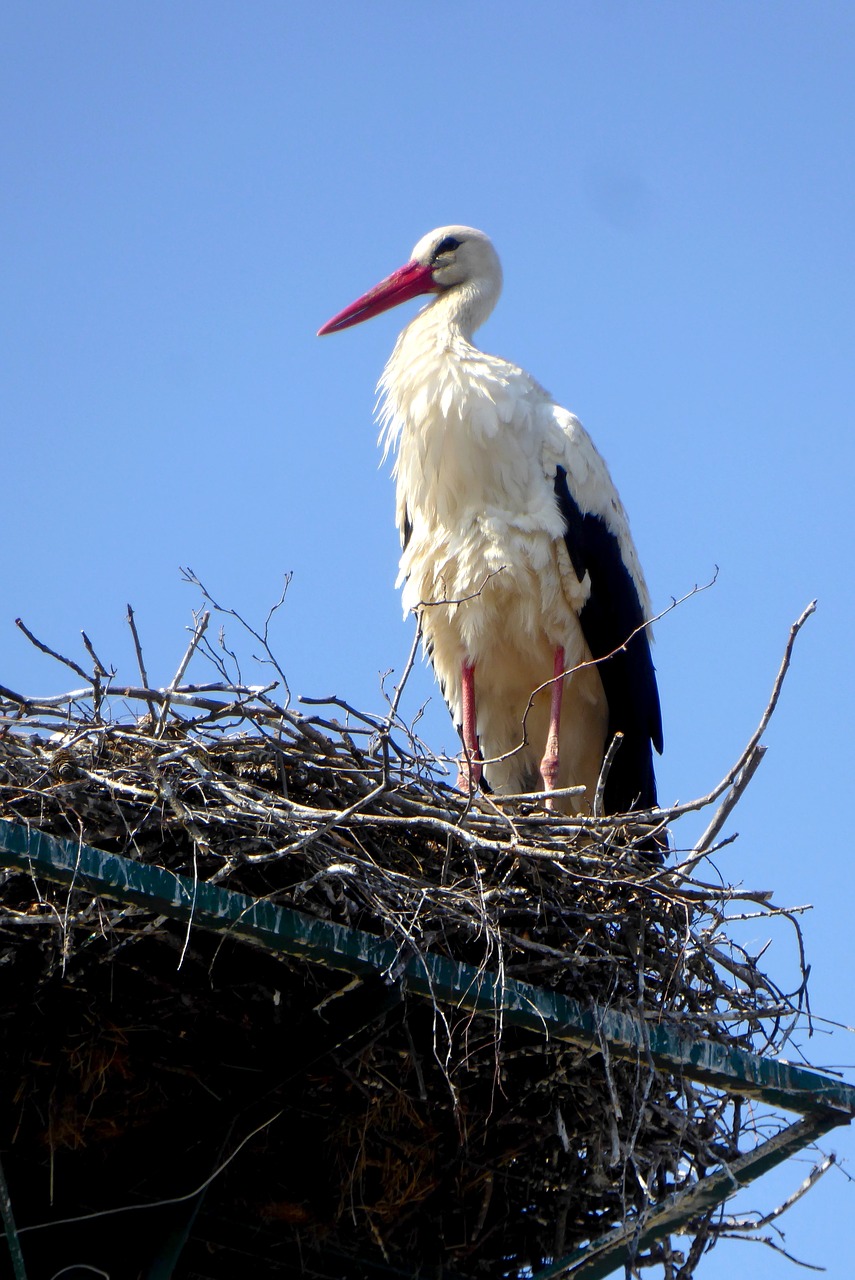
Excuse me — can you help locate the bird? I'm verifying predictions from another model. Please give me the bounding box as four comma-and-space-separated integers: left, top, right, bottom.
318, 226, 662, 819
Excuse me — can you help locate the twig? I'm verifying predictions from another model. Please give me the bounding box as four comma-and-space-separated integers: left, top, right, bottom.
713, 1232, 826, 1272
490, 573, 719, 775
156, 611, 210, 733
655, 601, 817, 828
15, 618, 89, 682
80, 632, 110, 679
414, 567, 508, 610
384, 615, 423, 730
181, 568, 292, 709
80, 631, 112, 721
126, 605, 157, 720
676, 745, 768, 877
6, 1109, 284, 1239
593, 732, 624, 818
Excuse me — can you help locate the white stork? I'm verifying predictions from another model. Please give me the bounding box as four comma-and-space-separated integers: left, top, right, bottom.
318, 226, 662, 818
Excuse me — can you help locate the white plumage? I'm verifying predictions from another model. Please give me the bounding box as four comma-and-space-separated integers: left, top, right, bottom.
319, 226, 662, 816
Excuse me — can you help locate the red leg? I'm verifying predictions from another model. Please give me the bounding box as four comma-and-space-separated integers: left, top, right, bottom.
539, 646, 565, 805
456, 660, 482, 793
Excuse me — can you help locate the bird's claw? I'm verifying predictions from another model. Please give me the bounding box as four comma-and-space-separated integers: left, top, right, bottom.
456, 753, 482, 795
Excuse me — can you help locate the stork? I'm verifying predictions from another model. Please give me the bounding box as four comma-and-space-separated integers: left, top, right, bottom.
318, 226, 662, 818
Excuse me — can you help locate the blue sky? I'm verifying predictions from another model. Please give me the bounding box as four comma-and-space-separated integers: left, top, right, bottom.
3, 2, 854, 1272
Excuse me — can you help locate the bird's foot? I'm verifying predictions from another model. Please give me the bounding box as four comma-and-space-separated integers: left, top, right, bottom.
456, 751, 483, 795
540, 647, 566, 810
539, 735, 561, 809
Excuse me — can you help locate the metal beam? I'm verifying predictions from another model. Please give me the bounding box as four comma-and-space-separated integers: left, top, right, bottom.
532, 1111, 840, 1279
3, 818, 853, 1120
0, 1152, 26, 1280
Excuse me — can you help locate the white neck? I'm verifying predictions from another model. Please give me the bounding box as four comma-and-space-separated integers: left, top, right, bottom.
408, 274, 501, 347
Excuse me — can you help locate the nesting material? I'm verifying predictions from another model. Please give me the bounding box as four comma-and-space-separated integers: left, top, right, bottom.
0, 603, 822, 1278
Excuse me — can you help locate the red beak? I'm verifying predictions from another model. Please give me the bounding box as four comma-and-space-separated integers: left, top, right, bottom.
317, 259, 437, 335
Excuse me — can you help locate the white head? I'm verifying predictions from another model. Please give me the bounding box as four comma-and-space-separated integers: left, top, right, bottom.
318, 225, 503, 338
409, 225, 502, 296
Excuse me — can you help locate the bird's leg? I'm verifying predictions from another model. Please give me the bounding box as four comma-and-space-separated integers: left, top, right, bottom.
456, 660, 483, 793
539, 646, 566, 807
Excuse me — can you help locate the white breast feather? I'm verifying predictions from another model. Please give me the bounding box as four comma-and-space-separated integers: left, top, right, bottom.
377, 308, 652, 805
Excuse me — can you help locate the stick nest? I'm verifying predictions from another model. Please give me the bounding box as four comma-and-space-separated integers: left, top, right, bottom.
0, 599, 821, 1279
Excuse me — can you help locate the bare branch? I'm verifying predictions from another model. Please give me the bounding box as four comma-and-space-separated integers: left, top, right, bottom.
80, 631, 110, 679
156, 611, 210, 733
181, 567, 292, 708
676, 745, 768, 877
480, 573, 720, 777
593, 732, 624, 818
657, 600, 817, 834
15, 617, 89, 682
126, 604, 157, 720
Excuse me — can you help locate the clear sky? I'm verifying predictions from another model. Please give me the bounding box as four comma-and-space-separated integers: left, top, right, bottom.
3, 2, 854, 1273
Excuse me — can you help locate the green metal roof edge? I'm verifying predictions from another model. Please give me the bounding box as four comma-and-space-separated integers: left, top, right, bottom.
531, 1110, 839, 1279
2, 816, 854, 1120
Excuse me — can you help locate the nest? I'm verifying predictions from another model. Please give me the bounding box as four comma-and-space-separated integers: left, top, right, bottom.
0, 598, 823, 1279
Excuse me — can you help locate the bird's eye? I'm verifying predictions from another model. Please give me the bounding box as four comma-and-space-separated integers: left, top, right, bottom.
432, 236, 461, 260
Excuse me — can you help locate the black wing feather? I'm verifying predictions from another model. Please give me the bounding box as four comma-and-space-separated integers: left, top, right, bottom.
553, 466, 662, 815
